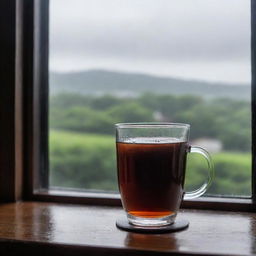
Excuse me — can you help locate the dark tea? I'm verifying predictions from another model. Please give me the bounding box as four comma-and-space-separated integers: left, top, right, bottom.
116, 137, 188, 219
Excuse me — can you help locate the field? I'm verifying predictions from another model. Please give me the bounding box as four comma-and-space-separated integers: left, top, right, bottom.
49, 130, 251, 196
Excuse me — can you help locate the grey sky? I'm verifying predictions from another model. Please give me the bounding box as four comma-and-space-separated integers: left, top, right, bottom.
49, 0, 251, 83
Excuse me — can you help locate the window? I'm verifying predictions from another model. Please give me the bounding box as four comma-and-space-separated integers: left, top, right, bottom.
0, 0, 255, 210
48, 0, 251, 198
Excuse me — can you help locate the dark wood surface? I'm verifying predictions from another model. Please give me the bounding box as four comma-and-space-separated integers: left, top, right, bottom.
0, 202, 255, 256
32, 189, 122, 206
32, 189, 256, 212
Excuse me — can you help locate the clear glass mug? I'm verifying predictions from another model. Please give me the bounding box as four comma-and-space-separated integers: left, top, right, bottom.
116, 123, 214, 226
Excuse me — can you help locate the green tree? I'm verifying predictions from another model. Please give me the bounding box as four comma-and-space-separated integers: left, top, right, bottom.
89, 94, 125, 110
107, 102, 154, 123
50, 106, 115, 134
50, 93, 91, 109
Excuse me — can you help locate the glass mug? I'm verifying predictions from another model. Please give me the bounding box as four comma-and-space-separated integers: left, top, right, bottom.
116, 123, 214, 227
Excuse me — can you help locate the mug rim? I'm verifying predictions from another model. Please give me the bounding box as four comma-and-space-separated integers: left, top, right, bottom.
115, 122, 190, 129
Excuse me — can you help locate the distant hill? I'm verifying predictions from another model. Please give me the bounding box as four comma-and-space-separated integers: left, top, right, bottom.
50, 70, 250, 100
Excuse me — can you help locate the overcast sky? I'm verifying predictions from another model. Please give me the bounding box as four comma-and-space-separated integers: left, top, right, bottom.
49, 0, 251, 84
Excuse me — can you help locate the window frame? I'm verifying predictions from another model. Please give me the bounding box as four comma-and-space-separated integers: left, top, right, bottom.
23, 0, 49, 199
252, 0, 256, 205
1, 0, 255, 211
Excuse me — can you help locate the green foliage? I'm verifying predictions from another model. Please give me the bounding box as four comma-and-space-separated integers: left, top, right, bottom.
107, 102, 153, 123
50, 93, 251, 151
49, 130, 118, 190
185, 152, 251, 196
50, 106, 115, 134
89, 94, 124, 110
50, 93, 92, 109
139, 93, 202, 121
49, 93, 251, 195
50, 130, 251, 196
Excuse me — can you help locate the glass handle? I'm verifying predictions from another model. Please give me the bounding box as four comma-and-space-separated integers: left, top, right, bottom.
183, 146, 214, 200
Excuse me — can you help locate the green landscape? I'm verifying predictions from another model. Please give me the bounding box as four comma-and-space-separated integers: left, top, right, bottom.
49, 130, 251, 196
49, 76, 251, 196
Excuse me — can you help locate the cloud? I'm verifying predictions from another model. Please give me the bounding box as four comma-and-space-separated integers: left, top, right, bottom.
49, 0, 251, 83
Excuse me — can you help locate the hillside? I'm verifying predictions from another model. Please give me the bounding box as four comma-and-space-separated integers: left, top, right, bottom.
50, 70, 250, 100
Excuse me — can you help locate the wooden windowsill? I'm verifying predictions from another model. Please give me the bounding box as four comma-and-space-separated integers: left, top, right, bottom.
0, 202, 255, 255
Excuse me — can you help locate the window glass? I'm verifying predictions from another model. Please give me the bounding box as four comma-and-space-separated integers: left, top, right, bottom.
49, 0, 251, 196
